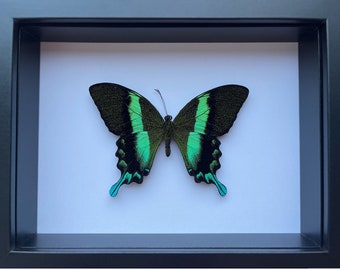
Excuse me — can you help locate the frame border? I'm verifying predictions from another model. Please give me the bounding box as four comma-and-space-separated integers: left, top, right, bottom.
1, 0, 339, 267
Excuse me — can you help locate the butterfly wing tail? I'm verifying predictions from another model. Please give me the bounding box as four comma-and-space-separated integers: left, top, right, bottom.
109, 172, 133, 197
195, 172, 227, 196
109, 170, 145, 197
214, 178, 227, 196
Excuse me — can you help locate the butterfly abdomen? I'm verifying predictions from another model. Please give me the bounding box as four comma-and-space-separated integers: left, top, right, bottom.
163, 115, 174, 157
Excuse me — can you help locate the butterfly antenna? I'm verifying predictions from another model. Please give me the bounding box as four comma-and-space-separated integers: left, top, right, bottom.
154, 89, 169, 116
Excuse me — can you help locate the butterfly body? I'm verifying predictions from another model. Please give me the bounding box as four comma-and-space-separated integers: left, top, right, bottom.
162, 115, 173, 157
90, 83, 248, 197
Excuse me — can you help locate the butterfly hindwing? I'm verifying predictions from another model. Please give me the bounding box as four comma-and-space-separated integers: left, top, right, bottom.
90, 83, 164, 196
173, 85, 249, 196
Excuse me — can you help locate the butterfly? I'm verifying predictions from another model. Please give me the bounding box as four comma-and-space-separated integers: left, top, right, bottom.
89, 83, 249, 197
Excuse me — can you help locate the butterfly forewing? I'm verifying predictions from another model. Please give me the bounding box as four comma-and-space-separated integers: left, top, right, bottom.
90, 83, 164, 196
173, 85, 249, 196
173, 85, 249, 136
90, 83, 164, 134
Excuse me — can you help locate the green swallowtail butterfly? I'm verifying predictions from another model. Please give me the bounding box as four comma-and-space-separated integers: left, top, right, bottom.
89, 83, 248, 197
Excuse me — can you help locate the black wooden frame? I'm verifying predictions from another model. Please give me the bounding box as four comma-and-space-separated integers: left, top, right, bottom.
0, 0, 339, 267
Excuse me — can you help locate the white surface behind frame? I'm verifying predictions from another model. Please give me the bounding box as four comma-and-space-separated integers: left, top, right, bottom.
38, 42, 300, 233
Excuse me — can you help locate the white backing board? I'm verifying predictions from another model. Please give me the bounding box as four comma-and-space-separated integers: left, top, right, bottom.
38, 42, 300, 233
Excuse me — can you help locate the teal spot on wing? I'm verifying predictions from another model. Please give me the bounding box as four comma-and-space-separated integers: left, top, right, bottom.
212, 149, 221, 158
118, 160, 128, 169
209, 160, 220, 172
117, 149, 125, 158
132, 171, 142, 181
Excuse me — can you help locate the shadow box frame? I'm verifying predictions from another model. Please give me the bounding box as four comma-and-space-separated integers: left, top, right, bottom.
0, 0, 340, 268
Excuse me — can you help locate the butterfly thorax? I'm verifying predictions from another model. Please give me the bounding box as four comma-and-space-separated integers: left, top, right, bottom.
163, 115, 173, 157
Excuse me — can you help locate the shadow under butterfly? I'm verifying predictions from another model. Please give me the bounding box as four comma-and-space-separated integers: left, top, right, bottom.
89, 83, 249, 197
